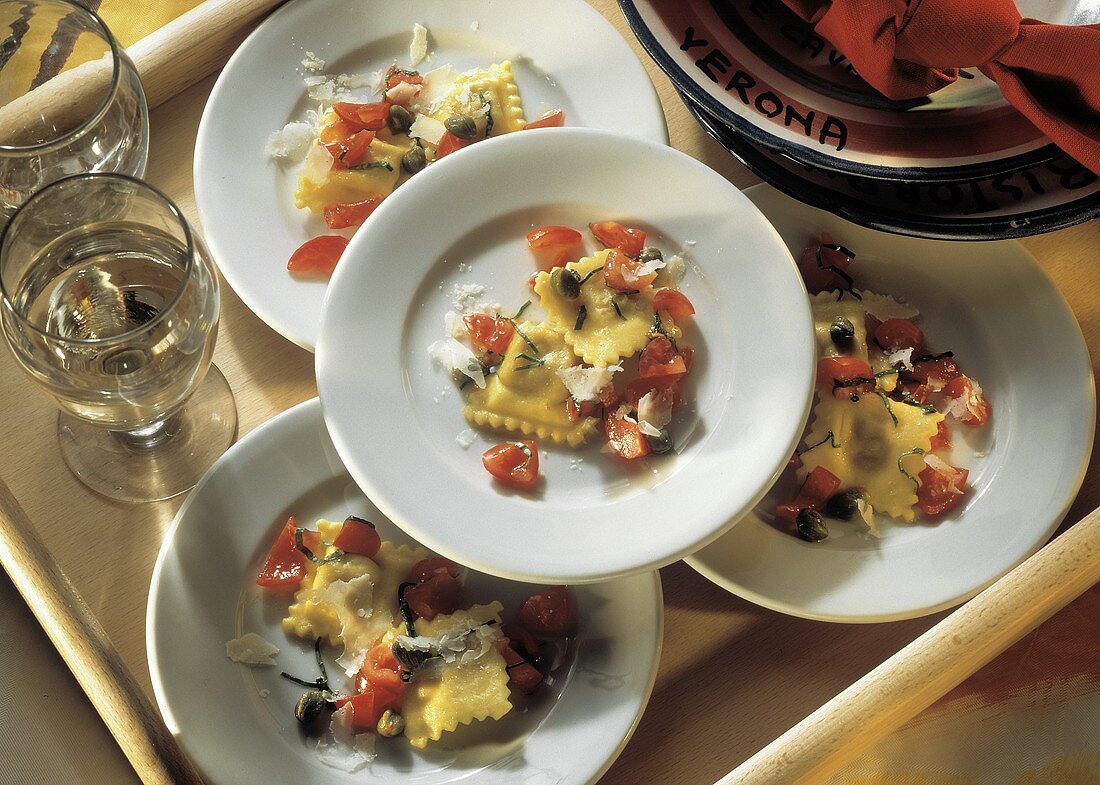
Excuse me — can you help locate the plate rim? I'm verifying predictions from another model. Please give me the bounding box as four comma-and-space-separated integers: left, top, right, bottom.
684, 183, 1097, 623
147, 396, 666, 784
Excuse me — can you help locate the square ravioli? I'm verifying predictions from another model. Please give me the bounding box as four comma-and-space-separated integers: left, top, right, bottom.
431, 60, 526, 136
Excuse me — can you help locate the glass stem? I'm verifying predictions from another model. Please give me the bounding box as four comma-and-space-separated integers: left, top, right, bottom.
114, 412, 181, 450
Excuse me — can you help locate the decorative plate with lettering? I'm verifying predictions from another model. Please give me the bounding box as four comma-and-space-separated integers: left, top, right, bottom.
683, 88, 1100, 240
620, 0, 1097, 182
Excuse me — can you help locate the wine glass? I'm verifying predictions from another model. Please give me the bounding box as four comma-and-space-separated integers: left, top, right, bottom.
0, 0, 148, 223
0, 173, 237, 502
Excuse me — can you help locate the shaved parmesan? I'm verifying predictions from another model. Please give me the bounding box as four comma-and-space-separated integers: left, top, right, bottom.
419, 65, 460, 113
409, 23, 429, 67
395, 620, 501, 666
409, 113, 446, 145
556, 365, 621, 403
637, 390, 672, 430
638, 420, 663, 438
429, 338, 486, 388
456, 429, 477, 448
886, 347, 915, 370
225, 633, 279, 666
444, 310, 465, 339
859, 292, 920, 321
265, 122, 314, 161
298, 573, 382, 674
316, 704, 376, 771
386, 81, 421, 106
301, 51, 325, 72
941, 394, 970, 421
636, 257, 666, 277
856, 497, 880, 538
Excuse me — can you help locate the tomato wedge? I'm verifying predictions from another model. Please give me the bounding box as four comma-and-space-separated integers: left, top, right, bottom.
495, 638, 544, 694
917, 461, 969, 516
384, 66, 423, 89
463, 313, 515, 359
257, 516, 311, 587
318, 117, 359, 145
943, 375, 992, 426
798, 234, 855, 294
604, 408, 649, 459
639, 336, 688, 378
526, 225, 584, 270
286, 235, 348, 280
500, 624, 541, 658
775, 466, 842, 527
435, 130, 473, 159
525, 109, 565, 129
482, 440, 540, 489
337, 644, 406, 731
604, 247, 658, 291
589, 221, 646, 258
929, 420, 952, 452
624, 375, 682, 408
333, 101, 388, 131
816, 356, 874, 396
903, 354, 961, 388
518, 586, 577, 638
403, 570, 464, 620
653, 288, 695, 319
326, 129, 376, 169
332, 516, 381, 558
874, 318, 924, 353
323, 197, 382, 229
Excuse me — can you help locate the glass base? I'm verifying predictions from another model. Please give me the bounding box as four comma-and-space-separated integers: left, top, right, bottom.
57, 365, 238, 503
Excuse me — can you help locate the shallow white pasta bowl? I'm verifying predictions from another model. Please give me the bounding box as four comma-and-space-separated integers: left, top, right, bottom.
686, 185, 1096, 622
194, 0, 667, 351
148, 398, 663, 785
316, 128, 815, 583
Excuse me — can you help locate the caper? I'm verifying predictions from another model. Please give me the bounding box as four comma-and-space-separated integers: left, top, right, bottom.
402, 144, 426, 174
377, 709, 405, 737
795, 508, 828, 542
830, 316, 855, 346
294, 689, 333, 725
388, 104, 414, 133
444, 114, 478, 140
550, 267, 582, 299
645, 429, 674, 455
825, 489, 864, 521
637, 247, 663, 265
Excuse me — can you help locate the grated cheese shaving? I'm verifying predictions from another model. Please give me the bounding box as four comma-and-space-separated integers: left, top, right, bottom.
395, 620, 501, 666
265, 121, 314, 161
428, 338, 486, 388
316, 704, 376, 770
409, 23, 429, 67
886, 347, 915, 370
556, 365, 621, 404
637, 390, 672, 430
409, 113, 446, 145
456, 429, 477, 449
225, 633, 280, 666
301, 51, 325, 72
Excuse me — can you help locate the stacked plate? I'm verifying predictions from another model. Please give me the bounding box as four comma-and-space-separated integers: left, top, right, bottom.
619, 0, 1100, 240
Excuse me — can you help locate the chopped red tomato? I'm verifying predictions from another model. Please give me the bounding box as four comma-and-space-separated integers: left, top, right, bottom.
639, 336, 688, 379
500, 624, 540, 658
332, 516, 381, 558
482, 440, 540, 489
798, 233, 854, 294
897, 381, 935, 406
816, 356, 874, 396
525, 109, 565, 129
464, 313, 515, 359
874, 318, 924, 353
286, 235, 348, 280
323, 197, 381, 229
318, 117, 359, 144
776, 466, 842, 527
404, 571, 464, 620
653, 288, 695, 319
257, 516, 311, 587
589, 221, 646, 258
943, 375, 992, 426
917, 461, 969, 516
435, 130, 473, 158
408, 556, 462, 584
904, 354, 961, 388
929, 420, 952, 452
604, 248, 658, 291
326, 129, 376, 168
604, 407, 649, 459
333, 101, 389, 131
338, 644, 406, 731
518, 586, 578, 638
624, 375, 682, 408
526, 225, 584, 270
384, 66, 423, 89
495, 638, 544, 694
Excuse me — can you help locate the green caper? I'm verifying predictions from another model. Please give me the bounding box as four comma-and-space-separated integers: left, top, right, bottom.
550, 267, 582, 299
830, 316, 855, 346
637, 247, 663, 265
795, 508, 828, 542
444, 114, 478, 140
645, 429, 674, 455
388, 104, 414, 133
402, 144, 426, 174
825, 489, 864, 520
294, 689, 333, 725
377, 709, 405, 737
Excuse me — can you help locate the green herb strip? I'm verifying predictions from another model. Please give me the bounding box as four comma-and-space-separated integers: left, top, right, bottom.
294, 528, 344, 564
911, 351, 955, 364
280, 638, 331, 691
508, 320, 540, 355
798, 430, 840, 455
899, 395, 937, 414
397, 582, 418, 637
876, 392, 899, 427
515, 352, 545, 370
510, 300, 531, 320
578, 266, 604, 286
574, 305, 587, 331
832, 376, 875, 390
650, 312, 678, 348
481, 91, 493, 137
611, 300, 626, 320
349, 160, 394, 171
897, 448, 926, 490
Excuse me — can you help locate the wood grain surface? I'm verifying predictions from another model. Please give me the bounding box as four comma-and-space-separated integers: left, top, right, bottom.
0, 2, 1097, 784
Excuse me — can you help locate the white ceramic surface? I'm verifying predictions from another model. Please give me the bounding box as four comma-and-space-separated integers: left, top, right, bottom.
686, 185, 1096, 623
194, 0, 668, 351
148, 398, 663, 785
316, 128, 815, 584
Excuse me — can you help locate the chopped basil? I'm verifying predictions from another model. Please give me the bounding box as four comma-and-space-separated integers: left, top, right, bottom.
876, 392, 899, 427
798, 430, 840, 455
897, 448, 926, 489
574, 304, 587, 331
349, 160, 394, 171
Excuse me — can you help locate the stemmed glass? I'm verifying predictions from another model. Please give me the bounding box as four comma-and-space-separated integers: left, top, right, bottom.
0, 174, 236, 502
0, 0, 148, 223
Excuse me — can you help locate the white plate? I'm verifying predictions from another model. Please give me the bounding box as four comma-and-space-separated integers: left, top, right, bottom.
194, 0, 668, 351
316, 128, 814, 583
148, 398, 662, 785
686, 185, 1096, 623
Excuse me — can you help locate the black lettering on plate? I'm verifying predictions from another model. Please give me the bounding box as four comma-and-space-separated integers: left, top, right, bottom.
680, 26, 708, 51
784, 104, 815, 136
962, 182, 999, 215
779, 23, 803, 45
991, 173, 1025, 201
799, 34, 824, 58
725, 69, 756, 104
1020, 170, 1046, 196
696, 49, 732, 82
1044, 158, 1098, 190
928, 183, 964, 208
755, 91, 783, 118
819, 117, 847, 151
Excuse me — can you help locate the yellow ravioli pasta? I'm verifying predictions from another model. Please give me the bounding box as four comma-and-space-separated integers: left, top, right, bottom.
798, 394, 944, 522
464, 321, 597, 446
431, 60, 526, 136
294, 121, 405, 213
534, 250, 655, 366
810, 292, 869, 363
401, 603, 512, 749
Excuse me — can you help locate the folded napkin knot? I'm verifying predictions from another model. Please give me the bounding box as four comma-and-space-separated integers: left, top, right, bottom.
897, 0, 1021, 69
